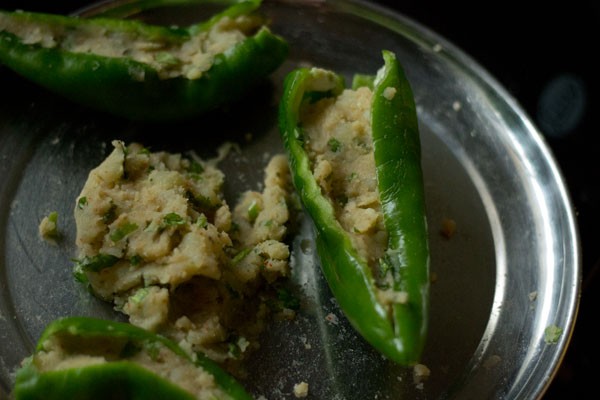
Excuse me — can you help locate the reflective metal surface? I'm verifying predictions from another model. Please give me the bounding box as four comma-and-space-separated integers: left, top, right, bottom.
0, 1, 580, 399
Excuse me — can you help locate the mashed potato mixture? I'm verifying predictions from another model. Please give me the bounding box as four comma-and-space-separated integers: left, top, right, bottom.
0, 13, 261, 80
300, 85, 408, 308
74, 140, 293, 365
300, 87, 387, 268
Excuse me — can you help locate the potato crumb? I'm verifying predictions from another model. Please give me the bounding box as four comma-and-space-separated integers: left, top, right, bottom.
377, 289, 409, 306
300, 336, 312, 350
293, 382, 309, 398
39, 211, 60, 242
528, 291, 538, 301
413, 363, 431, 385
325, 313, 339, 325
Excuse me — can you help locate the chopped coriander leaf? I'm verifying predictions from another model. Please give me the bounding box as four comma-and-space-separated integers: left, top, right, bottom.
39, 211, 60, 239
130, 255, 143, 266
186, 191, 215, 210
231, 248, 252, 265
77, 197, 88, 210
544, 325, 563, 344
110, 222, 139, 242
155, 52, 180, 66
327, 137, 341, 152
73, 263, 89, 284
73, 253, 120, 272
228, 342, 241, 359
146, 341, 161, 361
378, 256, 393, 279
102, 204, 117, 225
196, 214, 208, 228
375, 256, 393, 289
163, 212, 186, 227
247, 200, 260, 222
188, 161, 204, 174
130, 287, 150, 304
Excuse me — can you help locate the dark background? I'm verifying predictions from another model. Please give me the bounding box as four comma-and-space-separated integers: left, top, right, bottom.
2, 0, 598, 398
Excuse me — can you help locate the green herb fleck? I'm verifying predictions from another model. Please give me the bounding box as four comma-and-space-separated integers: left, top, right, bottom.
110, 222, 138, 242
77, 197, 88, 210
145, 342, 162, 361
247, 200, 260, 222
231, 248, 252, 265
130, 255, 143, 267
327, 137, 341, 152
102, 204, 117, 225
186, 191, 215, 210
155, 52, 180, 67
189, 161, 204, 174
73, 263, 89, 285
73, 253, 119, 273
376, 256, 393, 289
163, 212, 186, 227
40, 211, 60, 238
544, 325, 563, 344
228, 342, 241, 359
130, 288, 150, 304
196, 214, 208, 228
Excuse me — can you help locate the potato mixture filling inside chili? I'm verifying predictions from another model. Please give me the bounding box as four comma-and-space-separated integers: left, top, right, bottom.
300, 87, 388, 267
0, 13, 261, 79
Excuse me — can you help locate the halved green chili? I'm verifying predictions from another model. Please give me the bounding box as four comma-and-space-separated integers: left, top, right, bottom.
12, 316, 253, 399
278, 50, 429, 365
0, 0, 288, 121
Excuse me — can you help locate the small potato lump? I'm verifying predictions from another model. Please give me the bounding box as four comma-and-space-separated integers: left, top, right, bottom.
74, 140, 296, 366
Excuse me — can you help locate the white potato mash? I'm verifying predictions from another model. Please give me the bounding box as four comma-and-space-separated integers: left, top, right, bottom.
74, 140, 294, 366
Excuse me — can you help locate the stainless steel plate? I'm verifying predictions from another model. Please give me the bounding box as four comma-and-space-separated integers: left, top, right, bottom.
0, 1, 580, 399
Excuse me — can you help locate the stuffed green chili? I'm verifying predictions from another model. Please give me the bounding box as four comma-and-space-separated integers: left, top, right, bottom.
0, 0, 288, 121
278, 50, 429, 365
12, 317, 253, 400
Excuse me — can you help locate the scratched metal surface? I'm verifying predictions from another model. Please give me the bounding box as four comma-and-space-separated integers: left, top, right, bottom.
0, 1, 579, 399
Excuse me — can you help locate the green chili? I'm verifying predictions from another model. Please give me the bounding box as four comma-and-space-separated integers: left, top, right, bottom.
278, 50, 429, 365
12, 316, 253, 399
0, 0, 288, 121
